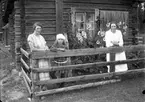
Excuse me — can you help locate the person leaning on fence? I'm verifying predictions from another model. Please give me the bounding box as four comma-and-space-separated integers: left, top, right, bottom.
105, 22, 128, 73
27, 22, 51, 90
50, 33, 72, 87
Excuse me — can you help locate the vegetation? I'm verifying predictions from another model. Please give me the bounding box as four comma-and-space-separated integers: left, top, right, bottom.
64, 14, 144, 75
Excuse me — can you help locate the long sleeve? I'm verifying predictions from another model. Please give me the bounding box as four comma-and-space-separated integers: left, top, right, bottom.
118, 30, 123, 47
27, 34, 35, 51
50, 41, 58, 52
105, 31, 113, 47
40, 35, 49, 50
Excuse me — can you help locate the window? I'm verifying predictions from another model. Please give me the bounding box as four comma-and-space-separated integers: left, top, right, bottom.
76, 13, 85, 31
71, 8, 97, 43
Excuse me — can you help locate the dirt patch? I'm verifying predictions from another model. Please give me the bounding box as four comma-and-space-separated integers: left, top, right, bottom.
7, 91, 25, 101
1, 72, 28, 102
0, 47, 28, 102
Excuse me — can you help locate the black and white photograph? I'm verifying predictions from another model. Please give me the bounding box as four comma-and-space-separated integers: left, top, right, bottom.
0, 0, 145, 102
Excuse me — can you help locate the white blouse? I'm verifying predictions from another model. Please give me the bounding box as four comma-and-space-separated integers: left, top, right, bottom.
27, 33, 47, 51
105, 29, 123, 47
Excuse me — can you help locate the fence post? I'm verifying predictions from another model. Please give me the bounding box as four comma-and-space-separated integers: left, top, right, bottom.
143, 36, 145, 68
110, 53, 115, 72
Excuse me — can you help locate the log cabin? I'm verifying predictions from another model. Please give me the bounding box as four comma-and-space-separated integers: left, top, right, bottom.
0, 0, 145, 69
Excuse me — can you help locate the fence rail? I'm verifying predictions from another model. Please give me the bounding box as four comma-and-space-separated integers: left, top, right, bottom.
31, 44, 145, 59
20, 44, 145, 101
31, 58, 145, 72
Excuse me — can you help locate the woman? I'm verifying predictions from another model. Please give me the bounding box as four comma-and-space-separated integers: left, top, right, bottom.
27, 22, 51, 90
105, 22, 128, 72
50, 34, 72, 86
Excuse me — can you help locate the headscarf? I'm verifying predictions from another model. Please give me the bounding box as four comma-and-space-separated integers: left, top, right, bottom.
56, 33, 66, 40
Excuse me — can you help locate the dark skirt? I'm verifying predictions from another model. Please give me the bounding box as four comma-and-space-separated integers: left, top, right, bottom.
51, 59, 72, 79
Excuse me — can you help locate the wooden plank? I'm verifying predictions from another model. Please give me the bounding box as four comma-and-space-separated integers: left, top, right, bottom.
27, 0, 55, 2
63, 0, 133, 5
26, 25, 56, 28
25, 13, 56, 17
25, 27, 56, 35
42, 34, 56, 41
25, 21, 56, 27
35, 79, 121, 96
25, 31, 56, 35
15, 32, 21, 36
14, 21, 21, 26
63, 15, 69, 21
31, 58, 145, 72
46, 41, 55, 47
25, 18, 56, 21
31, 45, 145, 59
56, 0, 63, 33
16, 8, 56, 14
21, 67, 32, 84
26, 27, 56, 32
15, 36, 21, 42
14, 1, 20, 9
15, 9, 21, 14
20, 48, 30, 58
25, 1, 55, 9
15, 27, 21, 32
22, 67, 32, 95
21, 58, 30, 70
20, 0, 26, 48
15, 17, 21, 21
63, 3, 131, 11
110, 53, 115, 72
25, 15, 56, 20
22, 75, 32, 95
65, 8, 95, 13
26, 25, 56, 29
35, 68, 145, 85
63, 8, 71, 13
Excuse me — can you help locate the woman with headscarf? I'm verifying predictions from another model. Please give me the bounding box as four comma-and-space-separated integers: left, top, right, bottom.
105, 22, 128, 72
27, 22, 51, 90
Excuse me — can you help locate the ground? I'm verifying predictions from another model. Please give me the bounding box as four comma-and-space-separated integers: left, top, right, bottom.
0, 45, 145, 102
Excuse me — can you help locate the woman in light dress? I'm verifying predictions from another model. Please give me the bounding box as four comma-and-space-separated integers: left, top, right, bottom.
27, 22, 51, 90
105, 22, 128, 72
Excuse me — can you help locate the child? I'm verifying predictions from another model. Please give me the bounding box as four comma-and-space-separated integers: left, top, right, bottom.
50, 34, 72, 87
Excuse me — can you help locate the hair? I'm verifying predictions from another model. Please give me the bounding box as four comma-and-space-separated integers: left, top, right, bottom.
110, 21, 117, 27
33, 22, 42, 30
110, 21, 119, 30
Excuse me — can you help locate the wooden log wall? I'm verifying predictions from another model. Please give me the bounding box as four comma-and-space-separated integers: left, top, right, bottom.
0, 2, 2, 33
62, 0, 138, 45
8, 12, 15, 59
14, 1, 21, 70
24, 0, 56, 47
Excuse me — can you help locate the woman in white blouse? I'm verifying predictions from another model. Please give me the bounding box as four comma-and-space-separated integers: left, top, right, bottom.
27, 22, 51, 90
105, 22, 128, 72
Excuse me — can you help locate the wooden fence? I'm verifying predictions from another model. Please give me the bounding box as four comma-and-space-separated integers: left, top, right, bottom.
20, 44, 145, 102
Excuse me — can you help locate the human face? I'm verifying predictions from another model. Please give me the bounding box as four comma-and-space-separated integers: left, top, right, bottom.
35, 26, 42, 35
111, 23, 117, 32
57, 39, 64, 44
